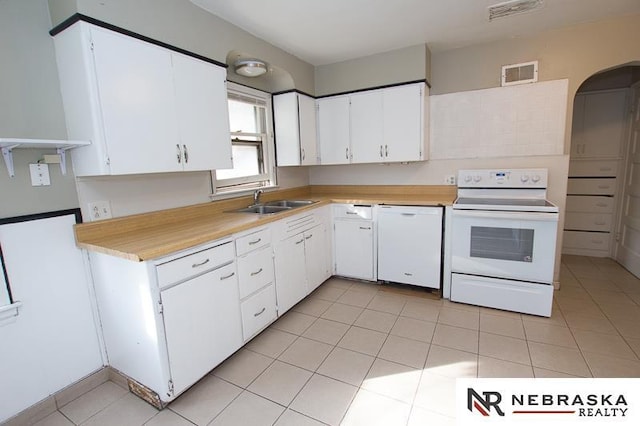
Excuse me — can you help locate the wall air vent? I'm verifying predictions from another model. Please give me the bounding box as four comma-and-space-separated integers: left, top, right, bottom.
501, 61, 538, 86
488, 0, 544, 21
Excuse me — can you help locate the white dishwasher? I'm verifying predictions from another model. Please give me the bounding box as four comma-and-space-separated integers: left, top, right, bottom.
377, 205, 443, 289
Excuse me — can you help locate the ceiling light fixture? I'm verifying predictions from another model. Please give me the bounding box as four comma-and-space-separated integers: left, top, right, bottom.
488, 0, 544, 21
234, 59, 268, 77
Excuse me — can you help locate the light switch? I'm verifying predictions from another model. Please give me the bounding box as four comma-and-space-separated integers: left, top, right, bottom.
29, 163, 51, 186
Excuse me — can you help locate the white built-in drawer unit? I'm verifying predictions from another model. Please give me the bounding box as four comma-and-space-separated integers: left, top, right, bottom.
235, 227, 271, 256
156, 240, 234, 289
567, 178, 616, 195
566, 196, 614, 213
564, 212, 613, 232
237, 245, 274, 299
569, 160, 618, 177
332, 204, 373, 220
240, 284, 277, 340
563, 231, 612, 251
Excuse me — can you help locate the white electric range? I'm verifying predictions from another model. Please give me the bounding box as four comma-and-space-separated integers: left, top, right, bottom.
450, 168, 559, 317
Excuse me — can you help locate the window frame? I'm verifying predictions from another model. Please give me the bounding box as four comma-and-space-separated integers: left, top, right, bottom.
211, 82, 277, 194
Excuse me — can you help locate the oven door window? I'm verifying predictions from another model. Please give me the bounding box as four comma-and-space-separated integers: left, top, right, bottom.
470, 226, 534, 263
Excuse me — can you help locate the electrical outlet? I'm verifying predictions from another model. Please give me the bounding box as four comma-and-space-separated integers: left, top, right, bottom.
444, 175, 457, 185
88, 201, 112, 221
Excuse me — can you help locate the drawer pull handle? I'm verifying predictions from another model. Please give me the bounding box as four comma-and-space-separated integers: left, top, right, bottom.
359, 226, 371, 230
192, 258, 210, 268
404, 272, 413, 276
248, 238, 262, 245
220, 272, 235, 280
296, 238, 305, 245
346, 211, 358, 215
600, 167, 612, 171
380, 145, 384, 157
250, 268, 263, 276
591, 240, 604, 244
385, 144, 388, 157
305, 234, 313, 240
254, 307, 266, 317
401, 213, 416, 216
597, 185, 610, 189
183, 144, 189, 163
596, 203, 608, 207
595, 220, 606, 225
176, 144, 182, 163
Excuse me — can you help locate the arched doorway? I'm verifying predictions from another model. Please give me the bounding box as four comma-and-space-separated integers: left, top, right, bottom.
563, 65, 640, 279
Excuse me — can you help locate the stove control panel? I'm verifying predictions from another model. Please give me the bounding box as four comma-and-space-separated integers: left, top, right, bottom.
457, 169, 548, 189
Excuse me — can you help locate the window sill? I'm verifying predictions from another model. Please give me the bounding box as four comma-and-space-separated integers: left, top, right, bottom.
0, 301, 22, 326
208, 184, 279, 202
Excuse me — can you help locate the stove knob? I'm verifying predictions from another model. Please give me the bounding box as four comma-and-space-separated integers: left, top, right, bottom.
532, 175, 541, 183
473, 175, 482, 183
464, 175, 472, 183
520, 175, 530, 183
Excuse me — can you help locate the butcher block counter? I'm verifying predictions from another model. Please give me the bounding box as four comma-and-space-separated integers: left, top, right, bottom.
74, 185, 456, 261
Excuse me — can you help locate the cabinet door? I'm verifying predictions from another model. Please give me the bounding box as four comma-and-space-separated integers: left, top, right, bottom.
299, 94, 318, 165
570, 94, 585, 157
161, 262, 242, 395
90, 27, 181, 174
173, 54, 232, 171
318, 96, 351, 164
273, 234, 308, 314
334, 220, 374, 280
273, 92, 301, 166
304, 224, 329, 292
350, 90, 384, 163
383, 84, 424, 162
377, 207, 442, 288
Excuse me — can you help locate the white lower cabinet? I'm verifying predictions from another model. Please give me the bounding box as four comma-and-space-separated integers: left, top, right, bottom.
161, 262, 242, 395
377, 205, 443, 289
333, 204, 376, 281
304, 224, 330, 292
274, 232, 311, 314
90, 238, 243, 407
235, 227, 277, 341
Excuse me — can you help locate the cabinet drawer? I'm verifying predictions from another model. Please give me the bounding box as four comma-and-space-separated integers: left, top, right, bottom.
564, 212, 613, 232
235, 227, 271, 256
237, 245, 275, 299
563, 231, 611, 251
240, 284, 277, 341
156, 241, 234, 289
569, 160, 618, 177
567, 178, 616, 195
332, 204, 372, 220
566, 196, 614, 213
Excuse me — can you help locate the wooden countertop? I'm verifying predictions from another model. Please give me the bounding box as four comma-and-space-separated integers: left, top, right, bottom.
75, 185, 456, 262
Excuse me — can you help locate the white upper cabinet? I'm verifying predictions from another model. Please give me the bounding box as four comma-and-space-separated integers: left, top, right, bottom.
53, 21, 231, 176
350, 90, 384, 163
317, 95, 351, 165
273, 92, 318, 166
383, 83, 425, 162
172, 54, 232, 171
317, 82, 426, 165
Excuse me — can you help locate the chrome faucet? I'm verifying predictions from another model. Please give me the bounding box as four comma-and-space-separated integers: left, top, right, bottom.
253, 189, 264, 205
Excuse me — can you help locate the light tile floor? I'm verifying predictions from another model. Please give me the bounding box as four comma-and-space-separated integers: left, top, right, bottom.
31, 255, 640, 426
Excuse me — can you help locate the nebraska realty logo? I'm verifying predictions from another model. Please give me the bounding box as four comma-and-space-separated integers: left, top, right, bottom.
457, 379, 640, 425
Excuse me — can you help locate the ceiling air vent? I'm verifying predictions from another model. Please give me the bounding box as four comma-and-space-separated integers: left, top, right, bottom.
488, 0, 544, 21
501, 61, 538, 86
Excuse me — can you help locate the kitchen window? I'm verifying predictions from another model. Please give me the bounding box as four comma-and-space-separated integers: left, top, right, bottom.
212, 83, 276, 193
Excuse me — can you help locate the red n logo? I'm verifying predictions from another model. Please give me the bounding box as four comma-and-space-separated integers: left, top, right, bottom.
467, 388, 505, 416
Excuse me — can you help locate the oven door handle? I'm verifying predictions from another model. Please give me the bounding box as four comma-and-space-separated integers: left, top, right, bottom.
452, 209, 559, 222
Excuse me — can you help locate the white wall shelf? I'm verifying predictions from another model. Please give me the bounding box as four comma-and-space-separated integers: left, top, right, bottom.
0, 138, 90, 177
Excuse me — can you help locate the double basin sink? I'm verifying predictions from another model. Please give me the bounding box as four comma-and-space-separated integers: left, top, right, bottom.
233, 199, 317, 215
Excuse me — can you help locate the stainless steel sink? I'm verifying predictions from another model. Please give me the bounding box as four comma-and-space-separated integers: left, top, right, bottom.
234, 205, 292, 215
231, 199, 317, 215
263, 199, 317, 208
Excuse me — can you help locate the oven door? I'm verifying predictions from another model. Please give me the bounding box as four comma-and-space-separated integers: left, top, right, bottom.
451, 209, 558, 284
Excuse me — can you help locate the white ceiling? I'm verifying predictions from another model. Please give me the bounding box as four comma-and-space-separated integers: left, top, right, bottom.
190, 0, 640, 66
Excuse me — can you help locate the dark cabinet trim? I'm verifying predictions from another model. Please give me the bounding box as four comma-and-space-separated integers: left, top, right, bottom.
49, 13, 228, 69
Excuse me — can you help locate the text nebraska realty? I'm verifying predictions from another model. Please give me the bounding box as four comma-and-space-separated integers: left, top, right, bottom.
470, 388, 629, 417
